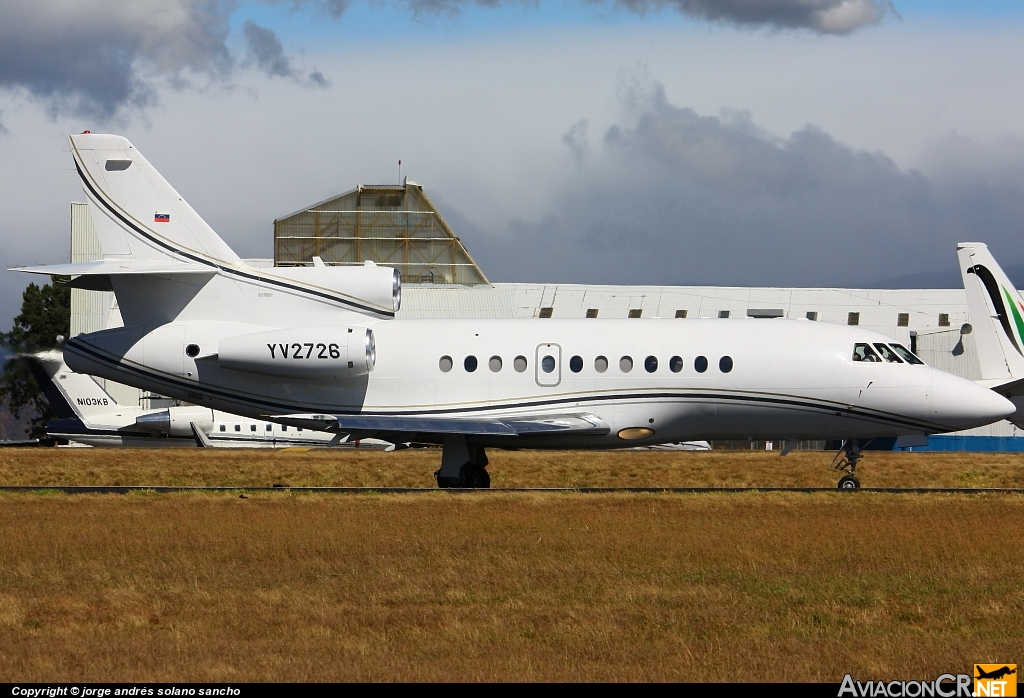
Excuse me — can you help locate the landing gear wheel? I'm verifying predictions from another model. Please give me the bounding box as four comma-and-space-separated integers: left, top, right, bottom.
830, 440, 864, 490
433, 464, 490, 489
434, 469, 465, 488
837, 475, 861, 490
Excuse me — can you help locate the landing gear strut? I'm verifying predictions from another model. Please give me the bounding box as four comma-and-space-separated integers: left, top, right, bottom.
830, 440, 862, 490
434, 434, 490, 489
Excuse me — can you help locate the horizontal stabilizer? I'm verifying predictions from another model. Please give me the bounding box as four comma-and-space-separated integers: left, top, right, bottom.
11, 259, 214, 276
270, 412, 610, 438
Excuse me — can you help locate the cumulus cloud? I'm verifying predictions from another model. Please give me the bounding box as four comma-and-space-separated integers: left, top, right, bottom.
405, 0, 891, 34
0, 0, 888, 120
242, 20, 329, 87
464, 78, 1024, 289
0, 0, 234, 118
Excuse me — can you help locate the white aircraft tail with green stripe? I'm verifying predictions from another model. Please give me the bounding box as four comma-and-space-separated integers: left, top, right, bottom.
957, 242, 1024, 385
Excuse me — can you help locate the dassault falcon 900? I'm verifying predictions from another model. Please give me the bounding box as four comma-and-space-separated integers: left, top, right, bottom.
13, 134, 1014, 488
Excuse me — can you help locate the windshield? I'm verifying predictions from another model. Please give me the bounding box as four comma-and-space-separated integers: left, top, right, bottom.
852, 343, 881, 362
889, 343, 925, 365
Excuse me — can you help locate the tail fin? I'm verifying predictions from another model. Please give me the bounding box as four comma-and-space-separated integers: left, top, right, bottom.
26, 350, 124, 423
957, 242, 1024, 381
69, 133, 240, 265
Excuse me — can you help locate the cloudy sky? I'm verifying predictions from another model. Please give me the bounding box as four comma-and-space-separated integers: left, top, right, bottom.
2, 1, 1024, 327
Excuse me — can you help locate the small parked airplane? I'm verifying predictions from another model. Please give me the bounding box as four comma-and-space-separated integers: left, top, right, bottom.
957, 242, 1024, 429
26, 350, 399, 449
12, 134, 1014, 488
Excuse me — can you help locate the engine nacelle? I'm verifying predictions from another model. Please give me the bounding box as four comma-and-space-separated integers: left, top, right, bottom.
135, 406, 214, 437
218, 326, 375, 379
267, 263, 401, 315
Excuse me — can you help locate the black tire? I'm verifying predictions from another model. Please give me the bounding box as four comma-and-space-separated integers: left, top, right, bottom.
837, 475, 861, 490
434, 469, 466, 489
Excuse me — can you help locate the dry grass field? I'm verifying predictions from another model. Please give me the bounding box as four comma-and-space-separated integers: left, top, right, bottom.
2, 445, 1024, 488
0, 448, 1022, 681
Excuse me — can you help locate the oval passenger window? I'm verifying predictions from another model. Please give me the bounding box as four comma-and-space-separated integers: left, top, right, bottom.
489, 355, 502, 372
669, 356, 683, 373
595, 356, 608, 373
514, 355, 528, 372
620, 356, 633, 373
695, 356, 708, 373
569, 355, 583, 373
644, 356, 658, 373
541, 355, 556, 373
464, 355, 478, 372
439, 356, 453, 372
720, 356, 733, 373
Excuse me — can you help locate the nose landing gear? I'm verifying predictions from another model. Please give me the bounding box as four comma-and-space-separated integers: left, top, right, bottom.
830, 440, 862, 490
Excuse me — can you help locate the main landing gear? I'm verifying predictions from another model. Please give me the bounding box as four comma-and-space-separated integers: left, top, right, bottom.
434, 434, 491, 489
830, 440, 862, 490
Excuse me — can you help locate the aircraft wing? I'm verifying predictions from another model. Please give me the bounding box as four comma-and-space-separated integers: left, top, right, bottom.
269, 412, 610, 438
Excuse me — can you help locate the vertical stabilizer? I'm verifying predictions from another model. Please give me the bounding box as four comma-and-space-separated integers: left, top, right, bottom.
28, 350, 127, 423
957, 242, 1024, 381
69, 133, 241, 265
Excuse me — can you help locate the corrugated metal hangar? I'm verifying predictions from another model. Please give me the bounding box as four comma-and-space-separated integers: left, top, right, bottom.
67, 179, 1023, 450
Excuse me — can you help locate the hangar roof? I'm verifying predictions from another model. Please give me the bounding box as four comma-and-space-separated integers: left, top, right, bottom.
273, 182, 488, 285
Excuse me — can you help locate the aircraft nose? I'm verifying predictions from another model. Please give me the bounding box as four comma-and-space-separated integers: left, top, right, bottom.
930, 369, 1015, 429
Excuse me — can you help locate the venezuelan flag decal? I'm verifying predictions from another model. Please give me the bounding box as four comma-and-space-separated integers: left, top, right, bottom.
154, 212, 170, 223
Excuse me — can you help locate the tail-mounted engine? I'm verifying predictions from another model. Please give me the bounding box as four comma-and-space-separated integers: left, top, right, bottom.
218, 326, 376, 379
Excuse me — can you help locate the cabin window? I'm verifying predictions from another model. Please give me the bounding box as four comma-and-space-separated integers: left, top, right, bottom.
439, 355, 453, 372
890, 343, 925, 365
569, 355, 583, 373
669, 356, 683, 373
852, 343, 881, 362
874, 343, 903, 363
489, 356, 502, 372
539, 307, 553, 318
806, 312, 818, 321
266, 424, 272, 431
541, 355, 556, 373
586, 309, 599, 318
720, 356, 733, 373
464, 356, 478, 372
694, 356, 708, 373
848, 312, 860, 326
234, 424, 241, 432
250, 424, 257, 431
718, 310, 730, 319
595, 356, 608, 373
897, 313, 909, 327
219, 425, 225, 432
619, 356, 633, 372
939, 313, 950, 327
514, 355, 528, 372
675, 310, 687, 318
644, 356, 658, 373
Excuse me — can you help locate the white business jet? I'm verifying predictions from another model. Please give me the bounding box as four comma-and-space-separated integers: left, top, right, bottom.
26, 350, 396, 449
12, 134, 1014, 488
957, 242, 1024, 429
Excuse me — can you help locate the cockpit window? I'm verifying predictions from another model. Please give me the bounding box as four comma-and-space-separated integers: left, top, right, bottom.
852, 343, 881, 362
873, 343, 903, 363
889, 343, 925, 365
